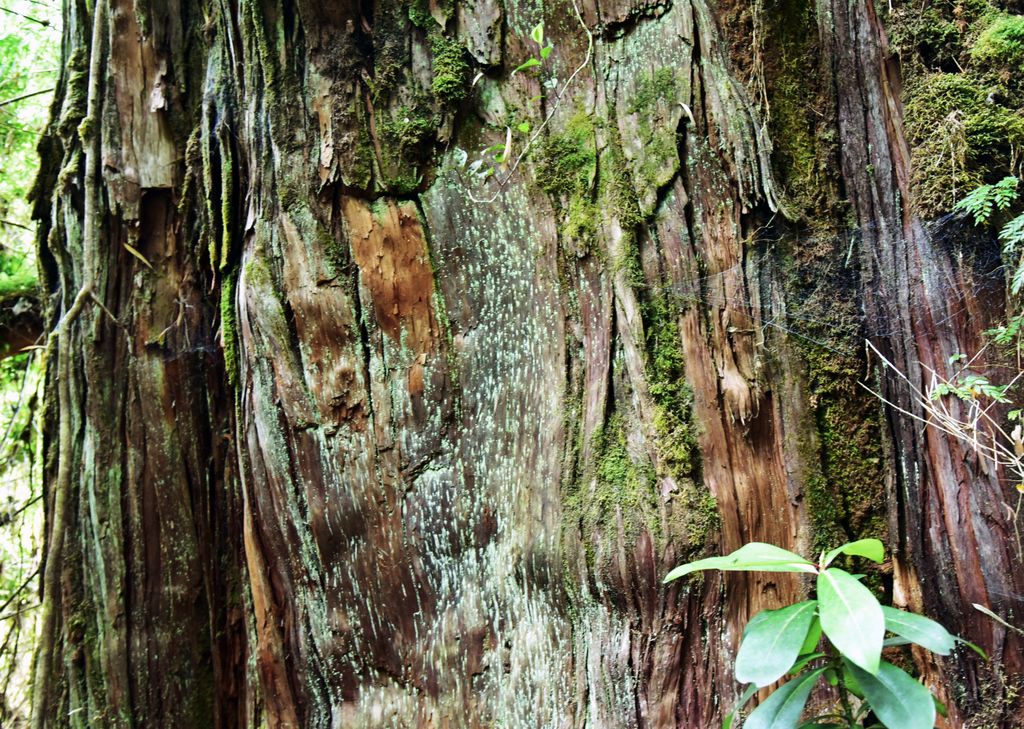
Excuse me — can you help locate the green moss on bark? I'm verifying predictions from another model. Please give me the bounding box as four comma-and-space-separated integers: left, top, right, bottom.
533, 111, 598, 248
624, 69, 683, 208
220, 269, 239, 387
887, 3, 1024, 216
430, 32, 468, 104
377, 104, 439, 194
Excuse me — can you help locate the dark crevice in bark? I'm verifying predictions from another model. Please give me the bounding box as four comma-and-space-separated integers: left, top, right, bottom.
596, 1, 674, 40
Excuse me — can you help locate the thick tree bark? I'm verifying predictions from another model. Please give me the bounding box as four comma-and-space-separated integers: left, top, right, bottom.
30, 0, 1023, 727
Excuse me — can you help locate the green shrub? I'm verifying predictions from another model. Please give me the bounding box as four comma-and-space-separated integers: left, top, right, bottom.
665, 540, 981, 728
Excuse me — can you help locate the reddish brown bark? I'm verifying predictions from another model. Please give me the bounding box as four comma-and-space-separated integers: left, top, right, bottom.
30, 0, 1023, 726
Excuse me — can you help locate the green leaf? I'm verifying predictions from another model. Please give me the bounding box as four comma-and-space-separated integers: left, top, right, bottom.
516, 121, 531, 134
823, 539, 884, 567
956, 637, 988, 660
663, 543, 816, 583
530, 22, 544, 45
722, 684, 758, 729
540, 44, 553, 59
844, 660, 936, 729
817, 567, 884, 674
511, 57, 542, 76
881, 606, 955, 655
789, 652, 826, 675
1000, 213, 1024, 253
744, 669, 825, 729
736, 601, 818, 687
799, 616, 822, 655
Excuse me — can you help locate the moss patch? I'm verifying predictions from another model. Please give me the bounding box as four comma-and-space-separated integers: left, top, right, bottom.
757, 0, 842, 222
430, 32, 468, 104
564, 414, 659, 570
624, 69, 682, 209
377, 103, 439, 194
887, 3, 1024, 216
533, 111, 598, 248
970, 14, 1024, 72
904, 73, 1024, 214
220, 269, 240, 386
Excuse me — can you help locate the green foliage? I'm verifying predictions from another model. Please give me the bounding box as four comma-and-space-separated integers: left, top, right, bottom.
931, 372, 1011, 403
970, 15, 1024, 70
735, 601, 818, 686
429, 32, 468, 104
666, 540, 971, 728
0, 3, 56, 721
1, 8, 57, 277
957, 175, 1024, 296
953, 176, 1019, 225
407, 0, 431, 29
888, 2, 1024, 216
466, 24, 559, 182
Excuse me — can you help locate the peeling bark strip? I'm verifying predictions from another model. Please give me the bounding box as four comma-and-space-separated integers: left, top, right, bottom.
31, 0, 1023, 727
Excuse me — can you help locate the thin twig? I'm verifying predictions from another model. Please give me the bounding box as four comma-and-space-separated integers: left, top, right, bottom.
0, 567, 40, 617
0, 604, 40, 621
865, 339, 1024, 561
0, 88, 53, 108
0, 351, 35, 462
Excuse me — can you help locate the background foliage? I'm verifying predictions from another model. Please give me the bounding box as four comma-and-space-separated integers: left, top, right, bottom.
0, 0, 57, 724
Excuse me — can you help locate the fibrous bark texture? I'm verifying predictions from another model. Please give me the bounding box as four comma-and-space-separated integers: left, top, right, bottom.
31, 0, 1023, 727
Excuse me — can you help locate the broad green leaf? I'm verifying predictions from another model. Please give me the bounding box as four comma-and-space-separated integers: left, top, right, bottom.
744, 669, 825, 729
799, 616, 822, 655
881, 606, 955, 655
817, 567, 883, 674
664, 543, 816, 583
540, 44, 553, 59
516, 121, 531, 134
823, 539, 884, 567
511, 57, 542, 76
788, 652, 825, 675
844, 660, 936, 729
722, 683, 758, 729
530, 22, 544, 44
736, 601, 818, 687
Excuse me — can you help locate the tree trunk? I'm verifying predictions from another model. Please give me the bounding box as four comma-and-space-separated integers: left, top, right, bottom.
30, 0, 1023, 727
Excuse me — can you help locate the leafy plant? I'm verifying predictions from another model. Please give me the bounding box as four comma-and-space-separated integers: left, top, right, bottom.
953, 175, 1018, 225
664, 539, 978, 728
465, 22, 556, 183
458, 2, 595, 204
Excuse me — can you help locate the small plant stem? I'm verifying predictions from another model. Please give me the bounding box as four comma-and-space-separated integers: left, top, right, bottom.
830, 653, 859, 728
